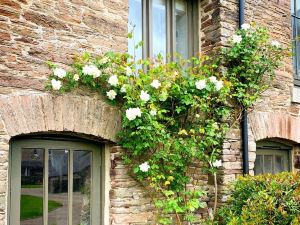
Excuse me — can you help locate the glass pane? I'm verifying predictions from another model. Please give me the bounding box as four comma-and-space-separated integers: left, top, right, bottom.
264, 155, 273, 174
254, 155, 263, 175
128, 0, 143, 61
152, 0, 167, 58
176, 0, 188, 59
296, 0, 300, 17
73, 151, 92, 225
48, 150, 68, 225
274, 155, 284, 174
21, 148, 44, 225
292, 0, 295, 14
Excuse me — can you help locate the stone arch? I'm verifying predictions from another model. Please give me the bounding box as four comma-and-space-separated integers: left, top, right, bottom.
249, 112, 300, 144
0, 92, 121, 142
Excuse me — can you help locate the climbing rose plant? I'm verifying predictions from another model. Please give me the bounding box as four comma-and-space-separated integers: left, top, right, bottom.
47, 25, 286, 224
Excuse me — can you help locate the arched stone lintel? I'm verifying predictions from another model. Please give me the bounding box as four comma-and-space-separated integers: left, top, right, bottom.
249, 112, 300, 144
0, 93, 121, 142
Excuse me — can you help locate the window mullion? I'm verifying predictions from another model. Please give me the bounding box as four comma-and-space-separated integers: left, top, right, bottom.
44, 149, 49, 225
68, 150, 73, 225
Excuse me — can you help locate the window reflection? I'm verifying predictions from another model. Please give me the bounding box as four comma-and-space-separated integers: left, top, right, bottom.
21, 148, 44, 225
128, 0, 143, 60
48, 150, 68, 225
152, 0, 167, 58
73, 151, 92, 225
176, 0, 188, 59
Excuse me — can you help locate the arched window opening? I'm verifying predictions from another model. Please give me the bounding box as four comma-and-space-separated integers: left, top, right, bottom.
254, 140, 292, 175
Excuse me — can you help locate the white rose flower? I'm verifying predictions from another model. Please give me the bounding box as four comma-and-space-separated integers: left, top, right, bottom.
53, 68, 66, 78
120, 85, 127, 93
241, 23, 250, 30
106, 90, 117, 100
73, 74, 80, 81
139, 162, 150, 172
212, 160, 222, 168
51, 79, 62, 90
271, 40, 280, 48
150, 109, 157, 116
195, 79, 206, 90
108, 75, 119, 86
125, 66, 133, 76
140, 90, 150, 102
215, 80, 224, 91
209, 76, 217, 84
82, 65, 101, 78
126, 107, 142, 121
232, 34, 242, 44
150, 79, 161, 89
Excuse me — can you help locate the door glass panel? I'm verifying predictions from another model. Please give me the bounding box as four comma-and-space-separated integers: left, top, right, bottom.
254, 155, 263, 175
176, 0, 188, 59
274, 155, 284, 174
21, 148, 44, 225
73, 151, 92, 225
48, 150, 68, 225
152, 0, 167, 58
128, 0, 143, 61
264, 155, 273, 174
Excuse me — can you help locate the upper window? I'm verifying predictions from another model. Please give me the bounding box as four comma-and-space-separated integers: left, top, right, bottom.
254, 141, 291, 175
9, 137, 104, 225
292, 0, 300, 83
128, 0, 199, 61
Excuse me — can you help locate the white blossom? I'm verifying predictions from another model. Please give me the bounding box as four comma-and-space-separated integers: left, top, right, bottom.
232, 34, 242, 44
212, 160, 222, 168
82, 65, 101, 78
150, 79, 161, 89
53, 68, 66, 78
73, 74, 80, 81
140, 90, 150, 102
100, 56, 109, 64
209, 76, 217, 84
51, 79, 62, 90
139, 162, 150, 172
125, 66, 133, 76
150, 109, 157, 116
120, 85, 127, 93
106, 90, 117, 100
126, 107, 142, 121
271, 40, 280, 48
241, 23, 250, 30
215, 80, 224, 91
108, 75, 119, 86
195, 79, 206, 90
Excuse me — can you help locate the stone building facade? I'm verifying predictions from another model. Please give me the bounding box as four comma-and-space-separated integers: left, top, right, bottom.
0, 0, 299, 225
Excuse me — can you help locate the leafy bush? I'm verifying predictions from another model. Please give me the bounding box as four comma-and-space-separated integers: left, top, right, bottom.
46, 24, 286, 224
217, 172, 300, 225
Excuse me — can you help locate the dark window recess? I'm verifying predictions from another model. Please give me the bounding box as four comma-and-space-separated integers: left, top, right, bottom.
254, 141, 291, 175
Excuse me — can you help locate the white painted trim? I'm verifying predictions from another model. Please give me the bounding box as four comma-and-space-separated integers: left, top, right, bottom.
103, 144, 111, 225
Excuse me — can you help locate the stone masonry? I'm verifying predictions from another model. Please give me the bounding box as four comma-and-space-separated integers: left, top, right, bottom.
0, 0, 300, 224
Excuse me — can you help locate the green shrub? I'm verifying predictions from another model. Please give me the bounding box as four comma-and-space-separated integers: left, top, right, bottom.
217, 172, 300, 225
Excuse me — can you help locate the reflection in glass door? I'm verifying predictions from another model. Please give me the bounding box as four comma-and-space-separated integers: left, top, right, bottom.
10, 138, 102, 225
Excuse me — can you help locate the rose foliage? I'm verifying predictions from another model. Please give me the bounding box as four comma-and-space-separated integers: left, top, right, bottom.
47, 25, 286, 224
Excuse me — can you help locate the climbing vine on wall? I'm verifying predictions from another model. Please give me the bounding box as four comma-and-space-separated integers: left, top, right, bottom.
47, 25, 286, 224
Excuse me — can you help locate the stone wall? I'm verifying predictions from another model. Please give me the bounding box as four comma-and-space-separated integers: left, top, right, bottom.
0, 0, 300, 224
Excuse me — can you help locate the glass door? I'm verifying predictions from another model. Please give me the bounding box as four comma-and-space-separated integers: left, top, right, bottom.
10, 138, 103, 225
